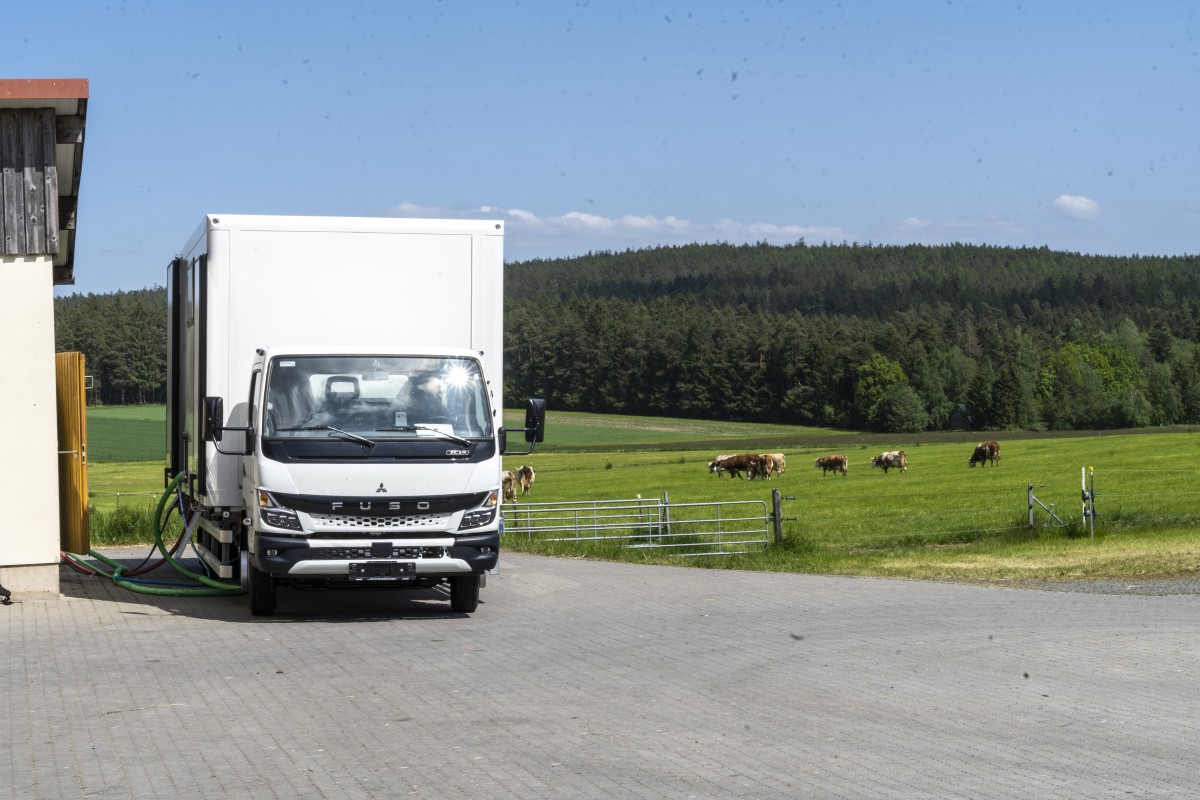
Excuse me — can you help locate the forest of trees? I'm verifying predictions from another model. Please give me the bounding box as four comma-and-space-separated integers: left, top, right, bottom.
55, 288, 166, 405
503, 242, 1200, 432
57, 242, 1200, 432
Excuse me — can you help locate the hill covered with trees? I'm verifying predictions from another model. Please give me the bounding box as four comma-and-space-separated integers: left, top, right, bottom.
56, 241, 1200, 432
502, 242, 1200, 431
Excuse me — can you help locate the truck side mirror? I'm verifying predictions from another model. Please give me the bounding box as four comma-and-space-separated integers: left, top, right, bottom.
203, 396, 225, 442
524, 398, 546, 443
500, 398, 546, 456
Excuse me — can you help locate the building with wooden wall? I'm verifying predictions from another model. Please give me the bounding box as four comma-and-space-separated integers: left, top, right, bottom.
0, 78, 88, 595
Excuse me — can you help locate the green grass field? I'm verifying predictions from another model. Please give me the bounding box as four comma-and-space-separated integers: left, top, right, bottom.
87, 406, 1200, 582
87, 404, 165, 462
85, 405, 167, 515
498, 433, 1200, 582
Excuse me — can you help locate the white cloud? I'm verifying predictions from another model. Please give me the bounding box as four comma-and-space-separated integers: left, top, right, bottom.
619, 213, 688, 231
1052, 194, 1102, 220
383, 202, 842, 260
557, 211, 617, 230
715, 218, 844, 240
888, 213, 1024, 245
502, 207, 543, 224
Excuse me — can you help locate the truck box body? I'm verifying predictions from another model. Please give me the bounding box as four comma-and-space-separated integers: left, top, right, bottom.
168, 214, 504, 504
165, 215, 526, 615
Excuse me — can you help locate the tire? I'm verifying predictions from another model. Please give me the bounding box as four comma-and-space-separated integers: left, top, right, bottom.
249, 563, 277, 617
449, 574, 480, 613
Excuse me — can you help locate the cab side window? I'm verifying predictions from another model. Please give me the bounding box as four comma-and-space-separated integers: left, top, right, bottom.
248, 370, 260, 443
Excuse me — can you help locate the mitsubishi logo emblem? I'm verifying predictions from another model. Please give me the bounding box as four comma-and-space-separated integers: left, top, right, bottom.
376, 483, 387, 493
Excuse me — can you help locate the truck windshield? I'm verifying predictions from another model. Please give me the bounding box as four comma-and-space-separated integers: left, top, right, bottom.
262, 355, 493, 441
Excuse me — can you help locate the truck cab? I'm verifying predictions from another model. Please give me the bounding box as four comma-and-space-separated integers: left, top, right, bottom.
197, 347, 543, 615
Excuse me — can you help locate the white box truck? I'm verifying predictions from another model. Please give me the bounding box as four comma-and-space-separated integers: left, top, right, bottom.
165, 214, 544, 615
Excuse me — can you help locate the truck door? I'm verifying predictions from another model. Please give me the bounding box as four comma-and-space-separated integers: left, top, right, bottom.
242, 368, 262, 497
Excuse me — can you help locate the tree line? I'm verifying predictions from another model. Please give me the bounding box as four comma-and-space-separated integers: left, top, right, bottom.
55, 288, 166, 405
502, 242, 1200, 432
56, 241, 1200, 432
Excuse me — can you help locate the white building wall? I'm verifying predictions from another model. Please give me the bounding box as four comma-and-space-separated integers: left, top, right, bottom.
0, 256, 62, 594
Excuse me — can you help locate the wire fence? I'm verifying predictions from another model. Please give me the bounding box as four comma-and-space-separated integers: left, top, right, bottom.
89, 491, 162, 508
500, 464, 1199, 558
502, 494, 771, 556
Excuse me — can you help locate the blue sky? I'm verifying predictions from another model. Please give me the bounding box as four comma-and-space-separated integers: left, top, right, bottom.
11, 1, 1198, 296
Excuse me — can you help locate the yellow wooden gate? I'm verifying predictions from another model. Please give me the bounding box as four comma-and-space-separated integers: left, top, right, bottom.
56, 352, 90, 553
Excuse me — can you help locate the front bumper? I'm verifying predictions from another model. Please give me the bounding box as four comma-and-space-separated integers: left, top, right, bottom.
252, 530, 499, 578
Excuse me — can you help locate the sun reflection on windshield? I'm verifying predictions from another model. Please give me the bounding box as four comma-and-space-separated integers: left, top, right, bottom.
443, 364, 472, 388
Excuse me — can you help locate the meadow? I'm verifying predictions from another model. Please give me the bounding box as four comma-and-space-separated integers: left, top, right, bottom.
86, 405, 1200, 583
87, 404, 166, 462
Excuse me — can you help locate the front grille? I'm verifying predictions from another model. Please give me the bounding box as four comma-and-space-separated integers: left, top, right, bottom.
310, 546, 445, 560
308, 512, 451, 530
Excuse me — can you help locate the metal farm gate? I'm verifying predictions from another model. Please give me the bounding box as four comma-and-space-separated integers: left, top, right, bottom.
501, 493, 771, 556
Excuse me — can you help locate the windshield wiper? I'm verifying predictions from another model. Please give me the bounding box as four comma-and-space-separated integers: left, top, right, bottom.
376, 426, 473, 447
278, 424, 376, 448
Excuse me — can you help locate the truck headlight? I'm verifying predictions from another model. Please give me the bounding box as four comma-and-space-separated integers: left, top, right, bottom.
258, 489, 303, 531
457, 490, 498, 531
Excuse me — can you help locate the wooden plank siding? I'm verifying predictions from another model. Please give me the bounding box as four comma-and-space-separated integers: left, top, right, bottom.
0, 109, 20, 253
0, 107, 59, 257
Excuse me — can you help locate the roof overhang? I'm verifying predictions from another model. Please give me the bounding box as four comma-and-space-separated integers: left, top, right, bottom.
0, 79, 89, 285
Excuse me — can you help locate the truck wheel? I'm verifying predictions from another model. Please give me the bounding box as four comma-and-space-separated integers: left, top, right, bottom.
449, 575, 479, 613
249, 564, 277, 616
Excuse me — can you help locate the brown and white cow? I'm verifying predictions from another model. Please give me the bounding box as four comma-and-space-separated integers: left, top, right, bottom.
756, 452, 787, 479
708, 455, 734, 476
517, 464, 536, 494
746, 454, 775, 480
871, 450, 907, 473
968, 441, 1001, 468
814, 454, 848, 476
709, 453, 760, 480
748, 454, 772, 479
501, 470, 517, 502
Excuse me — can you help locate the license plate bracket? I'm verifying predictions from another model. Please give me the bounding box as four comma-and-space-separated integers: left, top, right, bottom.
349, 561, 416, 581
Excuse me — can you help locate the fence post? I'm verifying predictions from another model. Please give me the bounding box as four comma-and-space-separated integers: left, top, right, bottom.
636, 495, 651, 544
1089, 467, 1096, 539
772, 488, 783, 544
1082, 466, 1095, 539
1028, 484, 1035, 531
663, 490, 671, 539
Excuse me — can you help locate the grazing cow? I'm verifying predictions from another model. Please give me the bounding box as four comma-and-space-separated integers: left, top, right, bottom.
709, 453, 758, 479
871, 450, 908, 474
517, 464, 536, 494
746, 454, 769, 480
756, 452, 787, 479
814, 454, 849, 476
708, 455, 734, 476
501, 470, 517, 502
968, 441, 1001, 468
746, 454, 774, 480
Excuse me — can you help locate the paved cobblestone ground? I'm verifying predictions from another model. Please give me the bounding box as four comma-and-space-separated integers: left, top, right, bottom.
5, 550, 1199, 799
